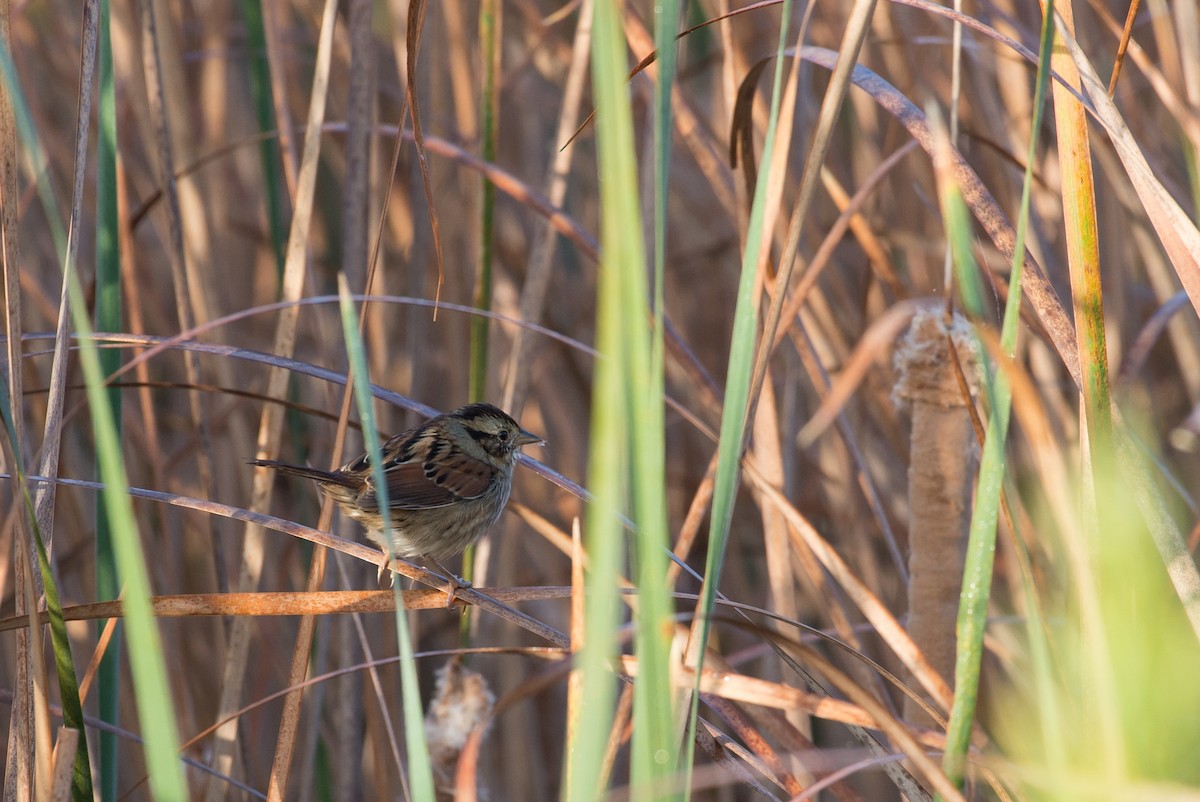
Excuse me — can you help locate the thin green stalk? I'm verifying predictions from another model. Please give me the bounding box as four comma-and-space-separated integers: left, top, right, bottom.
240, 0, 287, 275
626, 0, 680, 796
1043, 0, 1125, 781
564, 0, 666, 794
931, 21, 1057, 764
935, 174, 1010, 793
76, 195, 188, 801
461, 0, 502, 619
2, 31, 187, 802
0, 397, 93, 800
939, 7, 1057, 787
469, 0, 500, 404
95, 2, 122, 797
683, 0, 794, 789
30, 503, 92, 801
337, 277, 435, 801
1001, 2, 1068, 777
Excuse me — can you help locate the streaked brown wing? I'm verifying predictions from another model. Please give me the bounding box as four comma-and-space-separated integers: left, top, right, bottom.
417, 450, 494, 498
356, 453, 495, 512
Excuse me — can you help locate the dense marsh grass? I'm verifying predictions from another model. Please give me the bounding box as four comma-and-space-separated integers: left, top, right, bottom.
2, 1, 1200, 800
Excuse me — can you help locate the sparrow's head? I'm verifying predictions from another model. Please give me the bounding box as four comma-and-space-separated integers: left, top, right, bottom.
449, 403, 544, 462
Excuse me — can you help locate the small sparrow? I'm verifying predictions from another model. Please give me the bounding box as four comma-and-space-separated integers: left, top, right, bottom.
251, 403, 543, 600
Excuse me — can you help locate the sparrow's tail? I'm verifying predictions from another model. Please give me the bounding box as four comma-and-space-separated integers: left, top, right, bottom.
248, 459, 359, 489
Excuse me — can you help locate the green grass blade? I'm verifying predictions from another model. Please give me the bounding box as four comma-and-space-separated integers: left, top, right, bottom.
628, 0, 679, 796
336, 277, 436, 801
1, 33, 187, 802
935, 176, 1011, 792
29, 503, 93, 801
559, 0, 672, 787
1046, 8, 1113, 458
683, 0, 794, 789
239, 0, 287, 274
1041, 0, 1126, 781
95, 1, 123, 797
469, 0, 500, 404
75, 204, 188, 802
460, 0, 502, 611
0, 396, 93, 800
1002, 2, 1067, 776
933, 41, 1060, 771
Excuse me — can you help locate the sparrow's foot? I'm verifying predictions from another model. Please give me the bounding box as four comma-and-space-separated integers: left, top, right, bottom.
432, 559, 472, 608
377, 554, 395, 589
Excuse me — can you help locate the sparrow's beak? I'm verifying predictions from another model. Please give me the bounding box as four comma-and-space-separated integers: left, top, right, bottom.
516, 429, 545, 447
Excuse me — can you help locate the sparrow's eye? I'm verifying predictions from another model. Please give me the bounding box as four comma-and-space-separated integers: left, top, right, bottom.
499, 429, 511, 442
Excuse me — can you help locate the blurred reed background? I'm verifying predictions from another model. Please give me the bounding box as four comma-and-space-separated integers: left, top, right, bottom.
2, 0, 1200, 800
